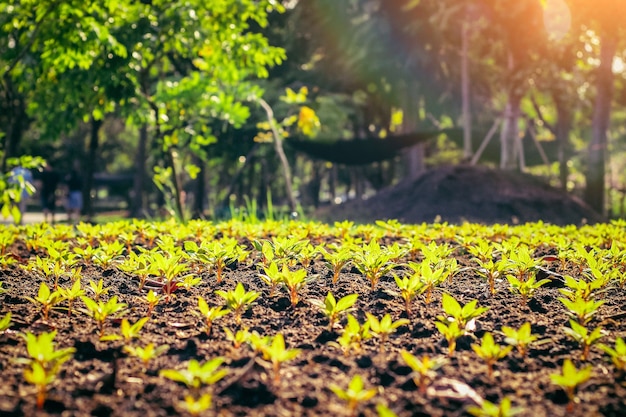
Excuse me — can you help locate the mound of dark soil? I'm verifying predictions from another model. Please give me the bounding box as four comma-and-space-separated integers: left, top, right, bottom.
316, 165, 603, 225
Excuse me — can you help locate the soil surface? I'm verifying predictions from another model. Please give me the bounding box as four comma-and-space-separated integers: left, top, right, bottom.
0, 222, 625, 417
316, 165, 604, 225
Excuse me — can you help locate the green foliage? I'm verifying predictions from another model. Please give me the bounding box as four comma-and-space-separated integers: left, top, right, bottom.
215, 282, 259, 325
142, 290, 162, 317
160, 358, 228, 392
333, 314, 371, 356
506, 274, 550, 304
80, 295, 128, 337
124, 343, 170, 367
196, 297, 229, 336
310, 292, 358, 330
57, 278, 85, 317
0, 311, 11, 332
501, 322, 540, 357
471, 332, 513, 378
438, 293, 489, 329
550, 359, 593, 412
320, 246, 353, 284
330, 374, 377, 417
365, 313, 409, 352
400, 350, 447, 394
598, 337, 626, 371
558, 295, 604, 325
260, 333, 301, 384
435, 320, 465, 357
24, 282, 64, 321
20, 331, 75, 409
0, 156, 44, 225
562, 320, 605, 361
466, 396, 524, 417
353, 241, 396, 289
392, 272, 423, 316
101, 317, 149, 343
406, 260, 454, 304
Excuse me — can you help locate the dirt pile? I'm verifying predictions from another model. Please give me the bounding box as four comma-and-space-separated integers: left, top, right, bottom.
316, 165, 603, 225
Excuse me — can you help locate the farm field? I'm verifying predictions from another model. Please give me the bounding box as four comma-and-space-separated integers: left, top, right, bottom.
0, 219, 625, 417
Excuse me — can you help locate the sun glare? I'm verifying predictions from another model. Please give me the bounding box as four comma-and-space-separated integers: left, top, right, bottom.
543, 0, 571, 41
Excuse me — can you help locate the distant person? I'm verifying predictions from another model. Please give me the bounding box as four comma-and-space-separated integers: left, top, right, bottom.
40, 162, 60, 223
8, 166, 34, 224
65, 167, 83, 223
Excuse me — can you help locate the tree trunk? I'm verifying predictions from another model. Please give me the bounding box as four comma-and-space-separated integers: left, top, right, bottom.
584, 33, 617, 215
500, 52, 522, 170
191, 155, 205, 219
461, 5, 472, 160
83, 118, 102, 219
257, 98, 297, 212
554, 95, 572, 190
403, 82, 424, 180
130, 124, 148, 218
1, 78, 27, 172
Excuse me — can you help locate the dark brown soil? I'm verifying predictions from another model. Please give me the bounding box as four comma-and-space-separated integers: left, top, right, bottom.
0, 226, 624, 417
316, 165, 604, 225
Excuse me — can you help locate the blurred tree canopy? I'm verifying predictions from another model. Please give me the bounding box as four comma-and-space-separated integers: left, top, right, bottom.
1, 0, 626, 221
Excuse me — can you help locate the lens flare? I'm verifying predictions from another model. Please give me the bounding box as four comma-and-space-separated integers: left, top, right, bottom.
543, 0, 572, 41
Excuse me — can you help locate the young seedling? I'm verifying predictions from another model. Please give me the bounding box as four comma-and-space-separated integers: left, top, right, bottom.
466, 396, 524, 417
392, 273, 423, 317
558, 295, 604, 325
80, 295, 128, 337
406, 261, 450, 304
471, 332, 513, 379
330, 374, 377, 417
0, 312, 12, 333
247, 330, 272, 354
24, 282, 64, 321
365, 313, 409, 352
57, 278, 85, 317
223, 327, 250, 349
400, 350, 447, 394
142, 290, 162, 317
309, 292, 358, 330
215, 282, 259, 325
333, 314, 371, 356
160, 358, 228, 396
598, 337, 626, 372
148, 252, 191, 302
501, 322, 540, 357
562, 320, 605, 361
261, 333, 301, 384
258, 262, 283, 297
550, 359, 593, 412
20, 331, 76, 409
474, 258, 507, 296
438, 293, 489, 330
506, 274, 550, 305
435, 320, 465, 357
353, 241, 396, 289
320, 247, 353, 284
559, 275, 605, 302
101, 317, 149, 342
279, 265, 311, 308
87, 278, 109, 301
197, 296, 229, 336
178, 393, 213, 416
124, 343, 170, 367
